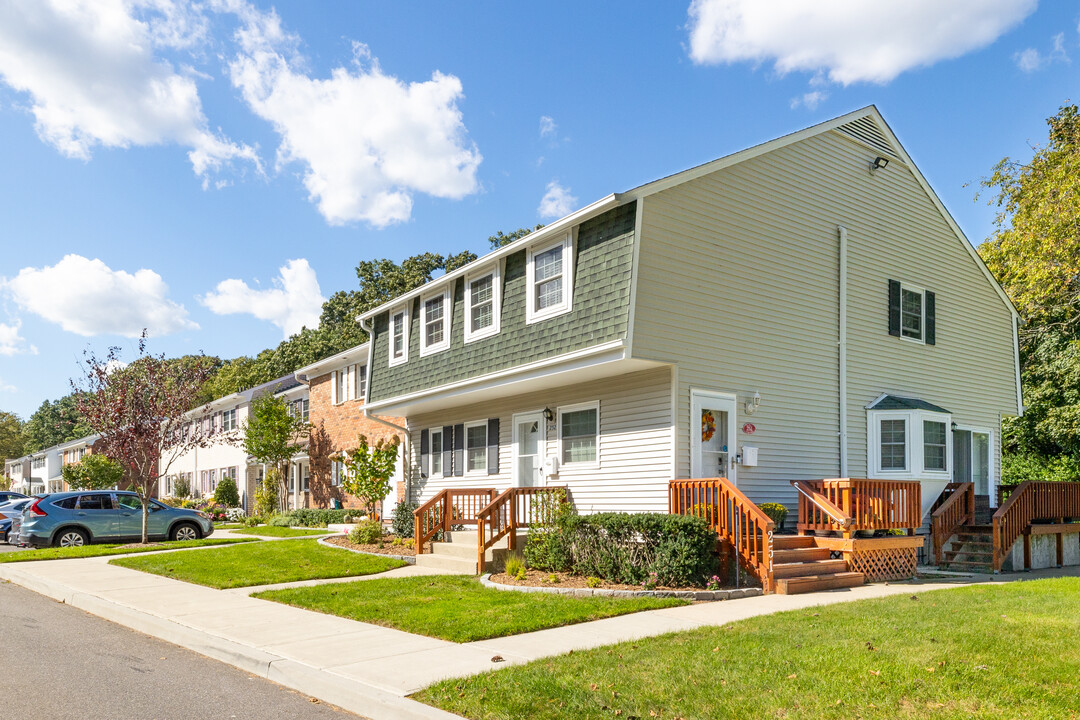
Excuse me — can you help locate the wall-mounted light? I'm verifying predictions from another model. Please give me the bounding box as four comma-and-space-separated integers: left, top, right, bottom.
744, 391, 761, 415
951, 422, 958, 432
543, 407, 554, 422
870, 156, 889, 174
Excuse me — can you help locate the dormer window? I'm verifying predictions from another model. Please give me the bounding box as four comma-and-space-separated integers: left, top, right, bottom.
389, 304, 409, 366
420, 288, 451, 356
465, 266, 501, 342
526, 233, 574, 323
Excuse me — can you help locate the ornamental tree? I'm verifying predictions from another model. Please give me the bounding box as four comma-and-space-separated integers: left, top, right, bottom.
341, 434, 401, 520
73, 335, 214, 543
61, 453, 124, 491
242, 389, 309, 513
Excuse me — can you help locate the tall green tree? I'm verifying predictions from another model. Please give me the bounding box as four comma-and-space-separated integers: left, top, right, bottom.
979, 103, 1080, 481
488, 225, 544, 248
242, 390, 309, 512
23, 395, 92, 454
61, 453, 124, 491
0, 411, 27, 461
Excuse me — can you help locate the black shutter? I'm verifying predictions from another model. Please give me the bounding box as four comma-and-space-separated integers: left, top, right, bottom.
487, 418, 500, 475
442, 425, 454, 477
419, 429, 429, 478
453, 423, 464, 477
925, 291, 936, 345
888, 280, 901, 337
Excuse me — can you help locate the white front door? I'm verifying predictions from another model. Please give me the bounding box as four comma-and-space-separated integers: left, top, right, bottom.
691, 390, 738, 484
513, 412, 544, 487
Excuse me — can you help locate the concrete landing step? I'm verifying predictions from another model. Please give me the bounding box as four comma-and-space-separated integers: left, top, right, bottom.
413, 553, 477, 574
775, 572, 864, 595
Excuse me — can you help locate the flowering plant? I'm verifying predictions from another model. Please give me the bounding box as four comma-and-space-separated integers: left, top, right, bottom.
706, 575, 722, 591
640, 571, 659, 590
701, 410, 716, 442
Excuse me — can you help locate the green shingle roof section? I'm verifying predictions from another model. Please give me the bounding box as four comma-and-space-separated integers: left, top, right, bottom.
868, 395, 951, 414
368, 202, 637, 402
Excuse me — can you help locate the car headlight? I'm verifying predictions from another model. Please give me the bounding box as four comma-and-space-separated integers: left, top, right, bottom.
195, 511, 210, 519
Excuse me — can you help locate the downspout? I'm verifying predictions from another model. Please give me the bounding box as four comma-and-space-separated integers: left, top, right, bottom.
359, 316, 413, 503
837, 225, 849, 478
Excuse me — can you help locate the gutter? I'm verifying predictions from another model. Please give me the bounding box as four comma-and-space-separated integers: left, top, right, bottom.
837, 225, 849, 477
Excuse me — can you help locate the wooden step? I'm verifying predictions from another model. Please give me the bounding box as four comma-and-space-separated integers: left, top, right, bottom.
773, 535, 816, 550
775, 572, 864, 595
772, 547, 831, 564
771, 559, 848, 579
941, 560, 993, 572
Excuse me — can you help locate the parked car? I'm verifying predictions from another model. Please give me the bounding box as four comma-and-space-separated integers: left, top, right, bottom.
0, 491, 28, 504
0, 499, 31, 540
18, 491, 215, 548
0, 517, 11, 542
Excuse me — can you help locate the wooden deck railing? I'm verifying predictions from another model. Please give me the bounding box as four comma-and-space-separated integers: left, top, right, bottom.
794, 478, 921, 536
414, 488, 498, 554
930, 482, 974, 565
992, 481, 1080, 571
670, 478, 775, 592
475, 486, 568, 574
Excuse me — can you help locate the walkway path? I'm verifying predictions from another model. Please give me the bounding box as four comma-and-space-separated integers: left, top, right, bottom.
3, 549, 1061, 720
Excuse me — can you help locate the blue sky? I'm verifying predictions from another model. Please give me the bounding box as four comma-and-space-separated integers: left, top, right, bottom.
0, 0, 1077, 419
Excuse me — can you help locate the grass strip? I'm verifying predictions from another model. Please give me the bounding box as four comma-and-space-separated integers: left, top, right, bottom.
110, 538, 404, 588
255, 575, 686, 642
229, 526, 330, 538
0, 538, 253, 563
415, 577, 1080, 720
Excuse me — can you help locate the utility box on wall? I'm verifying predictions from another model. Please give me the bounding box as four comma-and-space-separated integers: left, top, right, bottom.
741, 446, 759, 467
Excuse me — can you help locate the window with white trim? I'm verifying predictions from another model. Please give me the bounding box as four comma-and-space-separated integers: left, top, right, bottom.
429, 428, 444, 477
901, 286, 924, 340
389, 305, 408, 366
222, 409, 237, 432
331, 457, 346, 487
559, 402, 599, 466
334, 370, 346, 404
867, 409, 951, 479
420, 289, 451, 356
355, 364, 367, 400
526, 233, 573, 323
465, 267, 500, 342
465, 421, 488, 474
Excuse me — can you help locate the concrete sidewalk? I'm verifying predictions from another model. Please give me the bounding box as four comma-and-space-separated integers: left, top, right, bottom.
0, 555, 990, 720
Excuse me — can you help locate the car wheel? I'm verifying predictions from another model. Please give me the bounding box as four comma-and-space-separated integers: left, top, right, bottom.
170, 523, 200, 542
56, 528, 89, 548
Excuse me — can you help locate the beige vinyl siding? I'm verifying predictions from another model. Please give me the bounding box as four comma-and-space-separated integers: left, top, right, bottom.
631, 128, 1017, 511
407, 367, 673, 513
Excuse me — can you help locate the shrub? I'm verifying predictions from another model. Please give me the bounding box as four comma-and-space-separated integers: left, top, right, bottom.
196, 499, 227, 521
542, 512, 718, 587
759, 503, 788, 529
586, 576, 601, 589
267, 514, 296, 527
254, 474, 279, 517
159, 496, 185, 508
243, 515, 262, 527
283, 508, 356, 527
522, 489, 577, 571
214, 476, 241, 508
349, 519, 384, 545
504, 552, 526, 578
225, 507, 245, 521
173, 475, 190, 499
391, 501, 419, 538
343, 515, 354, 524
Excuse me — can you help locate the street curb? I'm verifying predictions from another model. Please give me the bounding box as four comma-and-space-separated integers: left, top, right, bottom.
0, 564, 462, 720
479, 573, 764, 601
318, 535, 416, 564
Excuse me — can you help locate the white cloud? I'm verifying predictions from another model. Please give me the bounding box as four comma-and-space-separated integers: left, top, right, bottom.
687, 0, 1037, 85
790, 91, 828, 110
538, 180, 577, 219
220, 2, 481, 227
0, 378, 15, 393
1014, 32, 1070, 73
0, 320, 37, 356
200, 258, 325, 338
2, 254, 197, 337
0, 0, 258, 184
539, 115, 557, 138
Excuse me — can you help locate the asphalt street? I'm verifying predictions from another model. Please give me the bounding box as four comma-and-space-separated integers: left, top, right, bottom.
0, 580, 365, 719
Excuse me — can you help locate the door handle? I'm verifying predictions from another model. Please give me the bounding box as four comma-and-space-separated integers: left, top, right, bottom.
77, 512, 86, 516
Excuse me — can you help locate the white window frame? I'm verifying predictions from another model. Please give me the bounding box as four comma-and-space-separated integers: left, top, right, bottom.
428, 427, 444, 478
899, 282, 926, 344
389, 304, 409, 367
419, 287, 452, 356
557, 400, 600, 469
525, 232, 574, 324
867, 408, 952, 480
463, 420, 489, 476
464, 265, 501, 343
355, 364, 367, 401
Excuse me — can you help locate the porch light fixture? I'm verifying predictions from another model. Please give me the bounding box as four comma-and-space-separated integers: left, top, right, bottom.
870, 156, 889, 173
744, 391, 761, 415
543, 407, 554, 421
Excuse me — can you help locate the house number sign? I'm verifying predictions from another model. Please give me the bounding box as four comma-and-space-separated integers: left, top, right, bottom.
742, 422, 756, 435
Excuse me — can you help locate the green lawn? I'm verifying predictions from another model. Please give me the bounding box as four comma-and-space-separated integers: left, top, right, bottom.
415, 578, 1080, 720
0, 538, 253, 563
230, 526, 330, 538
110, 538, 404, 588
254, 576, 687, 642
214, 523, 246, 529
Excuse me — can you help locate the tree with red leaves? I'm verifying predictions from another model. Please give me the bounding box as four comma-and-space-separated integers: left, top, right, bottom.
73, 335, 215, 544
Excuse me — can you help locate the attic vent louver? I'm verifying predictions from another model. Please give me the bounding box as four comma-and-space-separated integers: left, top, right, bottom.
837, 116, 897, 159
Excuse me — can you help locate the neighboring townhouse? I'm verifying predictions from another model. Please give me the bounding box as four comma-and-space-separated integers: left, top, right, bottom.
355, 106, 1021, 520
294, 344, 405, 516
17, 446, 62, 495
52, 434, 101, 493
162, 374, 309, 511
4, 457, 27, 490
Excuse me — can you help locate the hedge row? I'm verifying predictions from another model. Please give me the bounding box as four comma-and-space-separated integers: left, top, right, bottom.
283, 508, 357, 527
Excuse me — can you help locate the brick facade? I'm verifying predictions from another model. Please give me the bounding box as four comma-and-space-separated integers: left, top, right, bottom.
306, 372, 405, 512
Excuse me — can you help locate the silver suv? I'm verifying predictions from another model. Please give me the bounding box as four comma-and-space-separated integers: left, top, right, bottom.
19, 491, 214, 548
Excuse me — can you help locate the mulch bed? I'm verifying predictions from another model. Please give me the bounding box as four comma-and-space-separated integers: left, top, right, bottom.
489, 568, 721, 592
324, 535, 417, 557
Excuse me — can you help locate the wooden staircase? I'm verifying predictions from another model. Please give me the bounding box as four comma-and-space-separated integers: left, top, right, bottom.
939, 525, 994, 573
772, 536, 864, 595
414, 529, 525, 574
